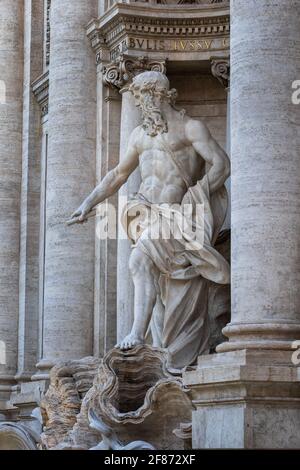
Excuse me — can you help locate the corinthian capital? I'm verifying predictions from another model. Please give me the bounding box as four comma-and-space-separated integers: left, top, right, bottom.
102, 54, 167, 90
211, 57, 230, 90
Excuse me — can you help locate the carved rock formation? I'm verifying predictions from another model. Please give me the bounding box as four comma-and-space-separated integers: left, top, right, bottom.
40, 356, 101, 449
40, 346, 193, 450
85, 346, 193, 449
88, 410, 155, 450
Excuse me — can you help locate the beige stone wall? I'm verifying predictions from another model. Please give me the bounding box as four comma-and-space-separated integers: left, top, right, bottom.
169, 72, 227, 150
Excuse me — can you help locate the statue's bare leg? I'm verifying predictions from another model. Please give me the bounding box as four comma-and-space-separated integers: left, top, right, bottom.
117, 247, 159, 350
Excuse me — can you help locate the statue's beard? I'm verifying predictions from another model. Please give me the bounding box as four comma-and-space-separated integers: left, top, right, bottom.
140, 96, 168, 137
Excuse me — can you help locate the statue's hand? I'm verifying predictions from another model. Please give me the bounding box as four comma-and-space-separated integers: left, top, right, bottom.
69, 201, 93, 224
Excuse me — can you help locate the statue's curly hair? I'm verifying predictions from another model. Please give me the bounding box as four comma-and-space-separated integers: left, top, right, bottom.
128, 80, 178, 107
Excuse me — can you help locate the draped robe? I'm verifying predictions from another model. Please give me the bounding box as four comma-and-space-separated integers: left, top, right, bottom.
121, 169, 230, 370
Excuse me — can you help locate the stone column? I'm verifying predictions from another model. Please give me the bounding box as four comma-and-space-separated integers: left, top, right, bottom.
37, 0, 97, 373
0, 0, 23, 403
218, 0, 300, 351
184, 0, 300, 449
117, 90, 141, 342
16, 0, 44, 384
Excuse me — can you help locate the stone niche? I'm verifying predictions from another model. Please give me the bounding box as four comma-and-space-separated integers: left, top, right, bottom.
89, 0, 231, 355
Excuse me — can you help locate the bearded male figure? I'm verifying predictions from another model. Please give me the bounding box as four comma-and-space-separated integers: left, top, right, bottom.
69, 71, 230, 370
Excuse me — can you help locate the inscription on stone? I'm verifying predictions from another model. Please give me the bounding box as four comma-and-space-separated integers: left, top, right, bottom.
110, 37, 229, 60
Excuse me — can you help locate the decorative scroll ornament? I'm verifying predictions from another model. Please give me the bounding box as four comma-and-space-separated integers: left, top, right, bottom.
211, 57, 230, 90
102, 54, 167, 90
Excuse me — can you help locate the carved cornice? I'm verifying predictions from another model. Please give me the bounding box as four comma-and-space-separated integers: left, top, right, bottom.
102, 54, 166, 89
211, 57, 230, 90
87, 2, 230, 62
105, 0, 228, 6
103, 15, 229, 47
32, 71, 49, 118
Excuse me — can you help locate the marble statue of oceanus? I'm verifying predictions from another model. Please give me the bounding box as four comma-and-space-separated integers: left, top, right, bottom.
69, 71, 230, 370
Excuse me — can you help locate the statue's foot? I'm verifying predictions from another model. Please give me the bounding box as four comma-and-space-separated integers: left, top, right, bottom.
116, 334, 144, 351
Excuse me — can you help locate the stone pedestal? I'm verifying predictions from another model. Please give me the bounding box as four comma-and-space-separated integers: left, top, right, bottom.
184, 0, 300, 449
184, 350, 300, 449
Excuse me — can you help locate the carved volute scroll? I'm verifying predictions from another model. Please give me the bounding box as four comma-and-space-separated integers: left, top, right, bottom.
211, 57, 230, 90
102, 54, 167, 89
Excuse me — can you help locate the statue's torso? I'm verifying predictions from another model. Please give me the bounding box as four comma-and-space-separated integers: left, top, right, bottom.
135, 119, 204, 204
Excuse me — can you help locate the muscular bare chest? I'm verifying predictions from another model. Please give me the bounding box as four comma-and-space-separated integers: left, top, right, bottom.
137, 126, 203, 185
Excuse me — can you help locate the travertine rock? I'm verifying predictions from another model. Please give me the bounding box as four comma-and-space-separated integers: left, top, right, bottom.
41, 346, 193, 450
88, 411, 155, 450
40, 356, 101, 449
80, 346, 193, 450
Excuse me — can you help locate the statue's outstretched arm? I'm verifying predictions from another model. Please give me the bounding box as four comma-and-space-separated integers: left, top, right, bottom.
68, 130, 140, 224
186, 119, 230, 193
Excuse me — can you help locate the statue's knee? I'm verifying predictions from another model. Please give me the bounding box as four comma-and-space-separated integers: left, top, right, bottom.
129, 248, 153, 276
